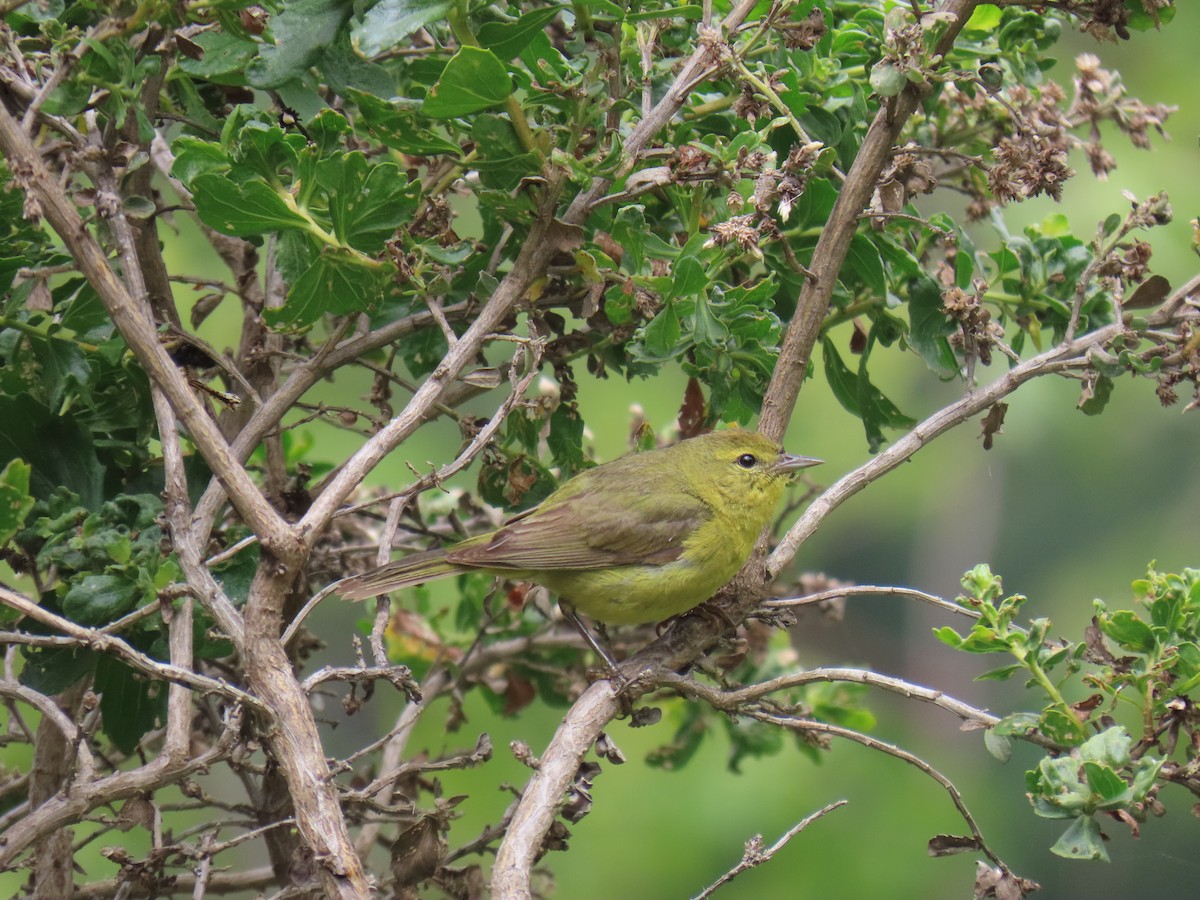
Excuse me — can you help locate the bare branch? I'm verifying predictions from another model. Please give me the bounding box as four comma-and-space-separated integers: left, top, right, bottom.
692, 800, 849, 900
765, 585, 981, 619
750, 713, 1012, 873
0, 586, 262, 711
0, 705, 244, 869
758, 0, 982, 439
0, 101, 291, 552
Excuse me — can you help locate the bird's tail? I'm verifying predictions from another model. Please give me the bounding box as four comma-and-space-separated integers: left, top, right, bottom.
336, 548, 468, 601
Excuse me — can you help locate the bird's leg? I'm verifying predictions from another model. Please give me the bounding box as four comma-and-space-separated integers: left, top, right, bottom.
559, 603, 644, 716
559, 600, 621, 672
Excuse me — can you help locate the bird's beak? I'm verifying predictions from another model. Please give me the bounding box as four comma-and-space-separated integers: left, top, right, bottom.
774, 453, 823, 474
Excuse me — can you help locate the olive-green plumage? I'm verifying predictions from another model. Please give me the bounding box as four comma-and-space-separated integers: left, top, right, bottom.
337, 430, 820, 625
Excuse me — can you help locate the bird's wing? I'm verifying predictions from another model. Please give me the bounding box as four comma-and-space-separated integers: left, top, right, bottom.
447, 487, 708, 571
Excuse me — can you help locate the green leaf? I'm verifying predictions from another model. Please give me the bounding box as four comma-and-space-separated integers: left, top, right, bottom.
62, 574, 140, 626
642, 302, 682, 358
983, 728, 1012, 763
423, 47, 514, 118
906, 275, 957, 375
932, 626, 963, 649
29, 336, 90, 409
0, 395, 104, 510
964, 5, 1002, 31
1082, 761, 1130, 805
0, 459, 34, 547
547, 403, 586, 478
1096, 609, 1156, 653
822, 337, 862, 417
821, 334, 916, 451
844, 233, 886, 296
604, 282, 634, 325
1079, 374, 1114, 416
397, 326, 450, 379
170, 137, 230, 186
177, 30, 258, 82
478, 7, 563, 60
190, 173, 311, 237
1124, 1, 1174, 30
95, 655, 165, 754
1079, 726, 1132, 768
992, 712, 1040, 736
317, 29, 395, 98
315, 153, 418, 252
869, 61, 906, 97
975, 663, 1023, 681
1031, 756, 1090, 816
669, 256, 708, 299
18, 646, 97, 695
646, 703, 708, 771
611, 206, 647, 273
248, 0, 353, 89
1050, 816, 1109, 862
352, 0, 453, 58
269, 251, 388, 328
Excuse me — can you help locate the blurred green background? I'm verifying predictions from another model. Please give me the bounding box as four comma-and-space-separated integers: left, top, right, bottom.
5, 7, 1199, 899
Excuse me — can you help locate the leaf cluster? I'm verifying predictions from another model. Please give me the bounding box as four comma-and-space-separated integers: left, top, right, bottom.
940, 564, 1200, 863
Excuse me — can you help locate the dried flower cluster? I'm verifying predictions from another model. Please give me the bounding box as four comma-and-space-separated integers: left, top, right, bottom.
709, 139, 822, 255
943, 283, 1002, 366
1069, 54, 1174, 179
779, 8, 828, 51
986, 83, 1074, 205
1081, 0, 1171, 41
873, 143, 938, 216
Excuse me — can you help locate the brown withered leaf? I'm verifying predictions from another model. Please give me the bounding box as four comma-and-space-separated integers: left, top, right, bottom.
503, 671, 538, 716
1084, 618, 1117, 665
677, 377, 708, 439
849, 319, 868, 354
545, 218, 585, 256
390, 815, 445, 888
435, 864, 487, 900
1070, 693, 1104, 720
928, 833, 981, 857
114, 795, 156, 832
974, 861, 1040, 900
1124, 273, 1171, 309
539, 820, 571, 857
174, 34, 204, 60
980, 402, 1008, 450
594, 732, 626, 765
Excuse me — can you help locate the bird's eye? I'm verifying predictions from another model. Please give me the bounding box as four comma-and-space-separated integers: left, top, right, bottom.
736, 453, 757, 469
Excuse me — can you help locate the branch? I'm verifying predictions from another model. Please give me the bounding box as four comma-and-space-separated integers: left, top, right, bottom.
758, 0, 983, 440
766, 320, 1119, 576
667, 666, 998, 723
0, 586, 264, 712
764, 585, 981, 619
691, 800, 849, 900
295, 180, 569, 546
491, 681, 620, 897
0, 99, 291, 553
750, 713, 1013, 873
0, 705, 243, 869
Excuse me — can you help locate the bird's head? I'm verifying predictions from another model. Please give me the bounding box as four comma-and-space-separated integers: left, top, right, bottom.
674, 430, 822, 512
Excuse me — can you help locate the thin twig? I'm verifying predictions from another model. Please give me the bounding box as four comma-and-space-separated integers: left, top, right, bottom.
764, 585, 980, 619
692, 800, 849, 900
750, 713, 1010, 872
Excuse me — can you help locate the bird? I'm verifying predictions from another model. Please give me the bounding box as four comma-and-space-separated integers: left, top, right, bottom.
337, 429, 820, 626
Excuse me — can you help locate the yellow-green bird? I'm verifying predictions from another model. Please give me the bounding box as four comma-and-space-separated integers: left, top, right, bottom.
337, 430, 820, 625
